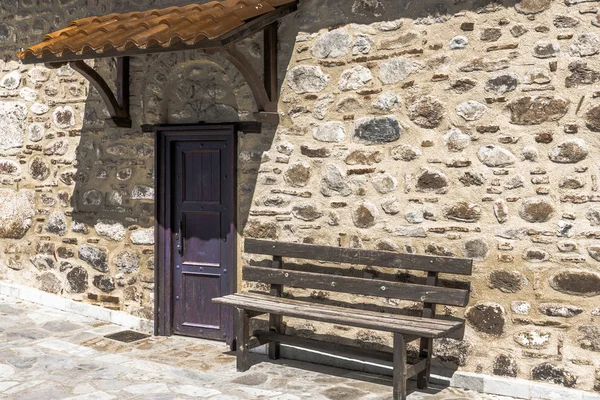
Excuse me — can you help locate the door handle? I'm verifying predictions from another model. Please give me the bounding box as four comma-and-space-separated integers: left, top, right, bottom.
177, 219, 184, 255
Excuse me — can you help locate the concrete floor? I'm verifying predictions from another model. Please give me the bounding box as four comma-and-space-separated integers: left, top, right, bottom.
0, 295, 516, 400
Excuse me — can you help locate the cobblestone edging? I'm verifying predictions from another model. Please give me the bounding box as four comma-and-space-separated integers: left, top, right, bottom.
0, 281, 153, 333
451, 372, 600, 400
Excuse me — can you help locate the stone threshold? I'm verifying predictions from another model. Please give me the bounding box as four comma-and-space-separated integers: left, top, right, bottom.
452, 372, 600, 400
2, 281, 598, 400
0, 281, 153, 333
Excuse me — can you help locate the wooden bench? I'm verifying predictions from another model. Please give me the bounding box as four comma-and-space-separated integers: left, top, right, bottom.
213, 239, 473, 400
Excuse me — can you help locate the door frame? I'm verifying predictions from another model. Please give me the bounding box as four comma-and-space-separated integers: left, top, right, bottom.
154, 124, 238, 339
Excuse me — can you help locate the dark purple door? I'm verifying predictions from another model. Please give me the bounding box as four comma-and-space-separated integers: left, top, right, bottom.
171, 131, 234, 342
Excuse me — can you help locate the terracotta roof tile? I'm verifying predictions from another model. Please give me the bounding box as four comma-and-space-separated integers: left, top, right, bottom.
18, 0, 297, 62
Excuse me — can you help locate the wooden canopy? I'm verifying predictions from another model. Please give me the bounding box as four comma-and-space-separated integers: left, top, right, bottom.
17, 0, 298, 126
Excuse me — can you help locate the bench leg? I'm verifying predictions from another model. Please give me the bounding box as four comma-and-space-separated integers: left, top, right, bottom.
393, 333, 407, 400
268, 314, 282, 360
235, 307, 250, 372
417, 337, 433, 390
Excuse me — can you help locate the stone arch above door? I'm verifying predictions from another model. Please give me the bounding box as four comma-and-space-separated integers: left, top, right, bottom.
141, 50, 257, 125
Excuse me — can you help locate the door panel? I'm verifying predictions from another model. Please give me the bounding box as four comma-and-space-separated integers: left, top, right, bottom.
170, 131, 234, 342
183, 150, 221, 203
183, 212, 221, 265
181, 272, 221, 329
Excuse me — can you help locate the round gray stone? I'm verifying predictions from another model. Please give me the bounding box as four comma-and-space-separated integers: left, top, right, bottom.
478, 145, 516, 167
45, 211, 67, 236
292, 204, 323, 221
287, 66, 328, 94
520, 197, 555, 223
391, 144, 421, 161
570, 33, 600, 57
321, 164, 352, 197
485, 72, 519, 95
444, 128, 470, 152
114, 251, 140, 274
284, 162, 311, 187
406, 95, 445, 128
352, 201, 378, 228
449, 35, 468, 49
66, 266, 88, 293
354, 115, 400, 144
94, 220, 126, 242
549, 138, 588, 163
313, 122, 345, 143
311, 28, 352, 59
338, 65, 372, 91
93, 275, 115, 293
533, 40, 560, 58
378, 57, 422, 85
371, 173, 397, 194
78, 245, 109, 273
465, 302, 506, 336
456, 101, 488, 121
0, 71, 21, 90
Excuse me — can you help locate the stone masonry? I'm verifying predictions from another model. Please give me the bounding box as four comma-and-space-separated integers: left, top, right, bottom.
0, 0, 600, 395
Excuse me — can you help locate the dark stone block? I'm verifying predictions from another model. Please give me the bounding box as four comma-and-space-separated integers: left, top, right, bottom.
531, 363, 577, 387
493, 354, 518, 377
489, 270, 523, 293
93, 275, 115, 293
78, 245, 108, 273
549, 270, 600, 297
465, 303, 505, 336
67, 266, 88, 293
354, 116, 401, 143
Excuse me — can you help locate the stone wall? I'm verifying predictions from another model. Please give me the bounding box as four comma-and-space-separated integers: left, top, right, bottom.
243, 0, 600, 393
1, 0, 600, 394
0, 1, 266, 320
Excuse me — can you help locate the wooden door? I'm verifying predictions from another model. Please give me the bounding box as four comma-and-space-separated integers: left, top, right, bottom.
158, 126, 235, 343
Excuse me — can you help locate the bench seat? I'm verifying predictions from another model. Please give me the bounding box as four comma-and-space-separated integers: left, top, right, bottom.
213, 292, 464, 338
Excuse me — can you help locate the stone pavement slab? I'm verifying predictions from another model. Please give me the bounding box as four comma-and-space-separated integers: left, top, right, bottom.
0, 295, 515, 400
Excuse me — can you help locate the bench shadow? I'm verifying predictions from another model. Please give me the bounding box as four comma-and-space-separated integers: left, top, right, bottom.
223, 347, 455, 397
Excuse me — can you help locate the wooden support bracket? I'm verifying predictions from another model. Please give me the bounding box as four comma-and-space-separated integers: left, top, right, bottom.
222, 21, 280, 125
46, 22, 279, 128
67, 57, 132, 128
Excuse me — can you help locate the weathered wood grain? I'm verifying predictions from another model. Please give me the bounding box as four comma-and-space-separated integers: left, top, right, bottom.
244, 239, 473, 275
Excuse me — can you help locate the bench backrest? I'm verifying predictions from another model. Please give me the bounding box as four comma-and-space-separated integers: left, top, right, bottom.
243, 239, 473, 312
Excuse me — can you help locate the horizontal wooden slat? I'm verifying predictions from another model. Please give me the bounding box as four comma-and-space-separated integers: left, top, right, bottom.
254, 330, 395, 362
243, 266, 470, 307
244, 239, 473, 275
212, 293, 464, 338
254, 331, 428, 378
241, 293, 461, 328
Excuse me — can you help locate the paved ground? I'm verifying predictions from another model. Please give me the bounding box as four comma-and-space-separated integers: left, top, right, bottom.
0, 296, 515, 400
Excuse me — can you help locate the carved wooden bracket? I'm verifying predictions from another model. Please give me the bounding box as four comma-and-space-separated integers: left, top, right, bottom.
48, 57, 132, 128
45, 23, 279, 128
222, 22, 280, 124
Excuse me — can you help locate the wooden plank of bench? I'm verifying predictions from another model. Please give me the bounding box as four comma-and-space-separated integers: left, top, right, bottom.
269, 255, 284, 360
234, 293, 461, 329
216, 294, 452, 337
244, 266, 470, 307
393, 333, 407, 400
244, 239, 473, 275
233, 293, 461, 331
213, 294, 463, 337
418, 271, 438, 390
